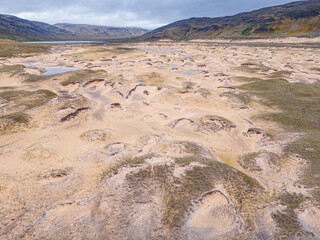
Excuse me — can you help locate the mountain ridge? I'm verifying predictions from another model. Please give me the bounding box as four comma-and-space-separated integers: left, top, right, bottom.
1, 0, 320, 41
140, 0, 320, 40
54, 23, 148, 40
0, 14, 149, 41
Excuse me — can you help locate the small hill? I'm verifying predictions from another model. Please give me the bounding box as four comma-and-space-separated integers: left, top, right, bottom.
141, 0, 320, 40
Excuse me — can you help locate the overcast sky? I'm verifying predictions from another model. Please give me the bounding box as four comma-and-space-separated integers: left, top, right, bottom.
0, 0, 297, 29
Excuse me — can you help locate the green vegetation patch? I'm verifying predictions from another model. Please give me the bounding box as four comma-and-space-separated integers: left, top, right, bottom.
0, 39, 50, 57
176, 141, 210, 157
237, 79, 320, 202
221, 92, 252, 104
137, 72, 166, 86
61, 70, 109, 86
100, 154, 152, 181
0, 90, 28, 101
269, 70, 292, 78
237, 63, 272, 74
124, 155, 263, 232
198, 88, 211, 98
242, 27, 253, 36
238, 79, 320, 131
162, 157, 263, 231
272, 192, 307, 236
238, 152, 262, 171
0, 64, 25, 75
310, 67, 320, 72
73, 47, 137, 57
0, 64, 49, 82
22, 73, 48, 83
0, 112, 31, 134
1, 112, 30, 124
234, 76, 263, 83
199, 115, 234, 125
93, 47, 136, 54
100, 150, 264, 233
0, 89, 57, 109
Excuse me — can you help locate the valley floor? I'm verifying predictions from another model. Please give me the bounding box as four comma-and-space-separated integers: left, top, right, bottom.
0, 39, 320, 239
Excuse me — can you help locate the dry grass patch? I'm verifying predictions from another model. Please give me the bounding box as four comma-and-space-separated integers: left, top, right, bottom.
0, 89, 57, 110
237, 78, 320, 203
61, 70, 109, 86
137, 72, 166, 86
0, 39, 50, 57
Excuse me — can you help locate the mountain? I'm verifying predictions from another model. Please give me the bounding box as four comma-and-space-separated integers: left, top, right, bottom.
141, 0, 320, 40
54, 23, 148, 40
0, 14, 70, 40
0, 14, 148, 41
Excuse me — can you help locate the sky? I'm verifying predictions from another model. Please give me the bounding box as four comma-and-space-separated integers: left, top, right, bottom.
0, 0, 297, 29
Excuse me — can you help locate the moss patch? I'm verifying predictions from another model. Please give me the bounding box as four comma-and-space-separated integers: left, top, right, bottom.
234, 76, 263, 83
100, 149, 264, 234
161, 157, 264, 231
198, 88, 211, 97
237, 79, 320, 202
100, 155, 152, 181
242, 27, 253, 36
237, 63, 272, 74
1, 112, 30, 124
0, 64, 50, 82
137, 72, 166, 86
0, 64, 25, 75
238, 152, 262, 171
221, 92, 252, 104
0, 39, 50, 57
1, 89, 57, 109
61, 70, 109, 86
272, 192, 307, 236
0, 112, 31, 134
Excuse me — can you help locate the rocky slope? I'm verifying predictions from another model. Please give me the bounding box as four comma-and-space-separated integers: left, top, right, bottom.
0, 14, 148, 41
141, 0, 320, 40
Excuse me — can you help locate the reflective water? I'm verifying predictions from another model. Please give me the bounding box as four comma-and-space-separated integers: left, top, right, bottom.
41, 66, 79, 76
135, 79, 145, 84
182, 69, 199, 75
130, 46, 180, 54
23, 41, 104, 44
23, 61, 79, 76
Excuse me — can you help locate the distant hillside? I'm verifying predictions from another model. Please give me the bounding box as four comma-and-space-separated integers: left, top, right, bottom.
54, 23, 148, 40
0, 14, 70, 41
0, 14, 148, 41
141, 0, 320, 40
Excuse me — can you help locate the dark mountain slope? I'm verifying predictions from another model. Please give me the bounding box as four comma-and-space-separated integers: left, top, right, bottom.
0, 14, 70, 40
0, 15, 148, 41
54, 23, 148, 40
141, 0, 320, 40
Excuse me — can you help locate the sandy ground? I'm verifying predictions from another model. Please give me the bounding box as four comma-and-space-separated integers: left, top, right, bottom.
0, 39, 320, 239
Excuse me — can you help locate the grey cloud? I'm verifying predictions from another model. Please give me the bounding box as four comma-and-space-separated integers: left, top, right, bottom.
0, 0, 295, 29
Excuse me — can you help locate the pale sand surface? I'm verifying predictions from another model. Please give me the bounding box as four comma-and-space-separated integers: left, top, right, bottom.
0, 40, 320, 239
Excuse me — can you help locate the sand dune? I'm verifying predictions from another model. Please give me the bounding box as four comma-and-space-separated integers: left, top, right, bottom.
0, 39, 320, 239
